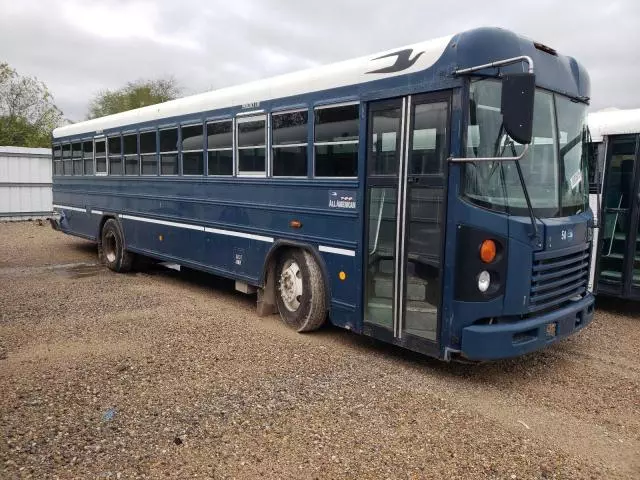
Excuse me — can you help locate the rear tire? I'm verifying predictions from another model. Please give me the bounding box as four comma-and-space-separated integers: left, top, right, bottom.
275, 249, 327, 332
100, 218, 134, 273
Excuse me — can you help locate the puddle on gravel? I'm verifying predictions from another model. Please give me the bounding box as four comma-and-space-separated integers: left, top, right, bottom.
0, 262, 102, 278
56, 263, 103, 279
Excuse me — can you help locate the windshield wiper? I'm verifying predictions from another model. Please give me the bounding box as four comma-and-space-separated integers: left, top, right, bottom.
513, 157, 540, 239
451, 126, 539, 239
495, 128, 540, 239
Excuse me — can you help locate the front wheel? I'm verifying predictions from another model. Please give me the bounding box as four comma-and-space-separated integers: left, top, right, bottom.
276, 249, 327, 332
100, 218, 134, 273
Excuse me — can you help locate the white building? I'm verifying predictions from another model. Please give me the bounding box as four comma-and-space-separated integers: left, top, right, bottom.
0, 146, 52, 221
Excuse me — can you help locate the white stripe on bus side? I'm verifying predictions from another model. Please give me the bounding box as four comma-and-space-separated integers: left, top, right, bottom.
119, 214, 204, 232
318, 245, 356, 257
53, 204, 85, 213
119, 213, 274, 242
91, 210, 103, 215
203, 227, 273, 243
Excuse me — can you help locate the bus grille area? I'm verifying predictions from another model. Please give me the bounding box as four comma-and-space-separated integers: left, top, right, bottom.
529, 243, 591, 313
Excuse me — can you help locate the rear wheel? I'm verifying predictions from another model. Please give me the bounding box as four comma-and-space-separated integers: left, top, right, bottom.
100, 218, 133, 273
276, 249, 326, 332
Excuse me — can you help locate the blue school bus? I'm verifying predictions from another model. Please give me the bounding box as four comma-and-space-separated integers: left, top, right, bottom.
51, 27, 594, 361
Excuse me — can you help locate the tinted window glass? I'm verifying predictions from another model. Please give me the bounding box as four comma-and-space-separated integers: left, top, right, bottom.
95, 139, 106, 156
82, 141, 93, 157
84, 158, 93, 175
181, 124, 203, 151
160, 128, 178, 152
183, 152, 204, 175
108, 136, 121, 155
410, 101, 448, 175
238, 148, 265, 172
73, 158, 83, 175
273, 111, 308, 145
96, 158, 107, 174
72, 142, 82, 158
62, 144, 71, 158
54, 161, 63, 175
161, 154, 178, 175
63, 159, 72, 175
207, 121, 233, 149
315, 143, 358, 177
109, 157, 122, 175
125, 157, 138, 175
208, 150, 233, 175
315, 105, 359, 142
123, 134, 138, 155
53, 144, 62, 158
238, 120, 265, 147
370, 106, 402, 175
273, 146, 307, 176
141, 155, 158, 175
140, 131, 156, 154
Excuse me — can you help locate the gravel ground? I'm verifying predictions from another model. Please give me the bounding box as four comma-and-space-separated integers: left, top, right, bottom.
0, 221, 639, 479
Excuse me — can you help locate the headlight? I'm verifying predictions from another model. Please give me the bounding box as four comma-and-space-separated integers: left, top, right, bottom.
478, 270, 491, 292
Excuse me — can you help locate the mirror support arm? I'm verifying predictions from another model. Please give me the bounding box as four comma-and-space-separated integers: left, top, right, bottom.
448, 144, 539, 239
448, 143, 529, 164
513, 158, 539, 239
454, 56, 535, 76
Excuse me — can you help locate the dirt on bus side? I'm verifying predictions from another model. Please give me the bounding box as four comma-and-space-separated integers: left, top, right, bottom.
0, 221, 638, 479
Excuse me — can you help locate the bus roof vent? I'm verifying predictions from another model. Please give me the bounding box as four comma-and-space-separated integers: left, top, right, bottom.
534, 41, 557, 56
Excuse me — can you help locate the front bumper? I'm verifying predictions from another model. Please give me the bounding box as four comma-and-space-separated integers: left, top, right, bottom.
460, 293, 594, 361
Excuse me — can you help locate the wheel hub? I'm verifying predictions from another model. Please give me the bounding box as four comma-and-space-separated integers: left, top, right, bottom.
280, 260, 303, 312
103, 232, 117, 263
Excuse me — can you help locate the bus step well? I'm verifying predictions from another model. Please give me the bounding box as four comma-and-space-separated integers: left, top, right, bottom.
367, 273, 437, 340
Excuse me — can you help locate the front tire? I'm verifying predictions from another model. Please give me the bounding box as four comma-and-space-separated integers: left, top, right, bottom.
100, 219, 133, 273
276, 249, 327, 332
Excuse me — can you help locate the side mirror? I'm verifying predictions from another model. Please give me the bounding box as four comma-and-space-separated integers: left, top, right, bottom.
501, 72, 536, 144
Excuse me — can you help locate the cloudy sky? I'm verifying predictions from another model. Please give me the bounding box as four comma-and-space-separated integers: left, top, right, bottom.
1, 0, 638, 122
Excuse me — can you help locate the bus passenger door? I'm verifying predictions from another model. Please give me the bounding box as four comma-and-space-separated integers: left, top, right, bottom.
598, 134, 640, 297
364, 93, 449, 346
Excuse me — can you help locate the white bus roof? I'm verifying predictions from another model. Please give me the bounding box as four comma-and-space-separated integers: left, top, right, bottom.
53, 35, 453, 140
588, 108, 640, 142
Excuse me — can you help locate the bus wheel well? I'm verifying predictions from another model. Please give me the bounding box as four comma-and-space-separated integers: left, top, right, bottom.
96, 215, 118, 262
257, 243, 330, 317
97, 215, 116, 238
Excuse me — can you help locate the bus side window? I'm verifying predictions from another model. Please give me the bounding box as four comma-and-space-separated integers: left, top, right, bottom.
314, 104, 359, 177
95, 139, 107, 174
207, 120, 233, 176
62, 143, 72, 175
83, 140, 93, 175
272, 110, 308, 177
53, 144, 62, 176
123, 133, 139, 176
181, 124, 204, 176
71, 142, 83, 175
159, 128, 179, 175
108, 135, 123, 175
140, 131, 158, 175
237, 116, 266, 177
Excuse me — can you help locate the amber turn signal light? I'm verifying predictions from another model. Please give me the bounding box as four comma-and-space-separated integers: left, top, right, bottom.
479, 239, 497, 263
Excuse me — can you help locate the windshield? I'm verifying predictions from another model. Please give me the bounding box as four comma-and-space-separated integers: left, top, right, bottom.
463, 79, 588, 218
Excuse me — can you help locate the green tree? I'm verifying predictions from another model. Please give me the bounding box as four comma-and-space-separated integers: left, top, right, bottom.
87, 78, 181, 119
0, 63, 63, 147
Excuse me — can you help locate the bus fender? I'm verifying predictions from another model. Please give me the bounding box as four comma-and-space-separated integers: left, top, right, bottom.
260, 240, 332, 316
95, 213, 127, 260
